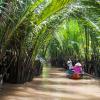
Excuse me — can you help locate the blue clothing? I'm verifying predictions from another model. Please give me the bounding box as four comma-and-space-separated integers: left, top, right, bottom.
66, 69, 74, 75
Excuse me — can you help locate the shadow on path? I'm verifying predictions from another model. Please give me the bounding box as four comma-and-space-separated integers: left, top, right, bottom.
0, 68, 100, 100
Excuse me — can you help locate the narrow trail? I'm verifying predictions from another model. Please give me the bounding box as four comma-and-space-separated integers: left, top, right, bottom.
0, 68, 100, 100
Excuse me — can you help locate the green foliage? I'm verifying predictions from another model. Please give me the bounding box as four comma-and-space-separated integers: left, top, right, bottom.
48, 18, 86, 61
0, 0, 100, 81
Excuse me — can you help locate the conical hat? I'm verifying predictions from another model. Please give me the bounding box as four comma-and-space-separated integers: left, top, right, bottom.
67, 61, 72, 64
75, 63, 82, 66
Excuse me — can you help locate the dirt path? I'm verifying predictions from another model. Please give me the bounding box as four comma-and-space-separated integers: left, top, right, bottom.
0, 68, 100, 100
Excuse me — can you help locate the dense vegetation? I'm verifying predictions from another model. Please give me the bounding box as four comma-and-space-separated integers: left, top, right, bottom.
0, 0, 100, 83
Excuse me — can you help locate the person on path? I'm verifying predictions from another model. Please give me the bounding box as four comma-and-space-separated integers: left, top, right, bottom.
66, 59, 74, 77
67, 58, 73, 70
71, 60, 84, 79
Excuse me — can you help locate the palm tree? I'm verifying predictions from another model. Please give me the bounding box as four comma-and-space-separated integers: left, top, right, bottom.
0, 0, 100, 84
0, 0, 75, 83
45, 0, 100, 76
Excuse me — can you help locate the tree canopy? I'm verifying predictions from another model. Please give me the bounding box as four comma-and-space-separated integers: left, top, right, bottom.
0, 0, 100, 83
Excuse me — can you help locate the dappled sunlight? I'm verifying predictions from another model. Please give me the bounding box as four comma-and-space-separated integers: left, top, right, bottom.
0, 0, 99, 100
0, 68, 100, 100
33, 77, 99, 85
